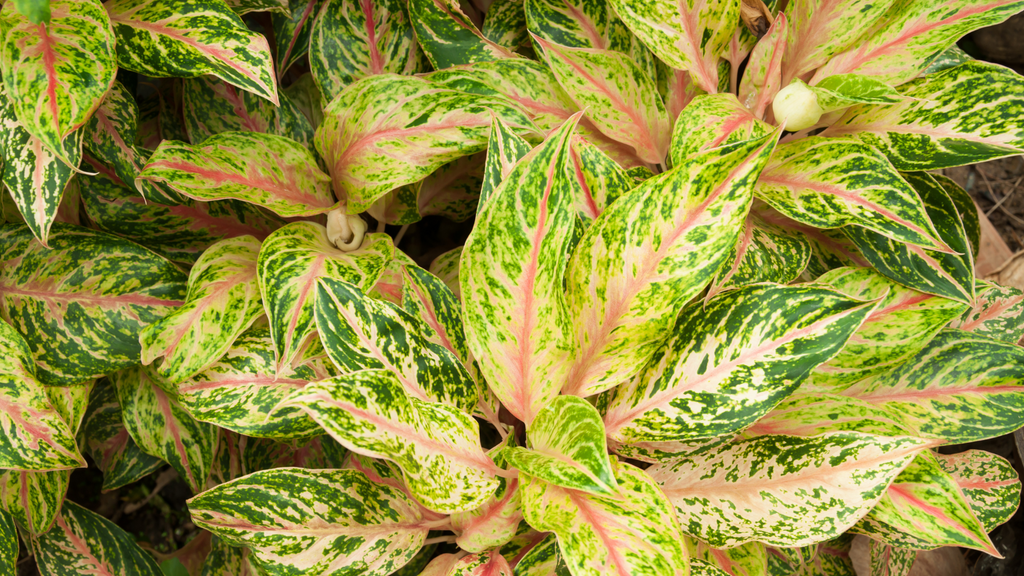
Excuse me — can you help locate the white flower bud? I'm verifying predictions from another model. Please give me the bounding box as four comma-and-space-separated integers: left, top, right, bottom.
772, 82, 825, 131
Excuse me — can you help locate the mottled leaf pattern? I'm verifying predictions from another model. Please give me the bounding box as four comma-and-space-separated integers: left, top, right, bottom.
737, 13, 786, 118
938, 450, 1021, 531
480, 114, 531, 211
272, 0, 318, 78
450, 446, 522, 553
182, 76, 314, 148
0, 468, 70, 536
0, 508, 14, 575
951, 279, 1024, 343
708, 210, 811, 297
669, 93, 772, 164
410, 0, 518, 70
781, 0, 897, 83
869, 541, 916, 576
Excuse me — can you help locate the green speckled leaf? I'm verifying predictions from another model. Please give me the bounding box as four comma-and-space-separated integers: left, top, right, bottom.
693, 540, 768, 576
868, 541, 916, 576
507, 396, 617, 495
77, 378, 163, 491
525, 0, 629, 51
839, 329, 1024, 444
737, 13, 787, 118
308, 0, 415, 105
535, 36, 669, 164
649, 432, 928, 548
410, 0, 518, 70
951, 279, 1024, 344
0, 222, 186, 385
745, 393, 912, 439
401, 264, 470, 367
844, 171, 975, 304
567, 135, 632, 225
315, 276, 477, 411
0, 508, 14, 575
853, 450, 996, 554
450, 445, 522, 553
283, 72, 324, 127
510, 533, 570, 576
106, 0, 279, 104
669, 93, 772, 164
272, 0, 318, 78
482, 0, 527, 53
754, 136, 948, 252
417, 152, 487, 222
200, 536, 262, 576
113, 363, 218, 492
182, 76, 314, 149
924, 45, 974, 75
809, 74, 904, 113
140, 131, 336, 218
141, 236, 264, 384
0, 468, 70, 536
277, 369, 501, 514
604, 284, 875, 445
753, 201, 871, 278
707, 209, 811, 297
10, 0, 50, 23
315, 74, 533, 213
562, 133, 778, 399
822, 62, 1024, 170
33, 500, 163, 576
935, 174, 980, 259
808, 267, 968, 389
480, 114, 531, 212
781, 0, 896, 84
937, 450, 1021, 532
224, 0, 287, 15
429, 246, 463, 299
0, 0, 116, 165
460, 115, 579, 424
180, 327, 337, 440
521, 459, 689, 576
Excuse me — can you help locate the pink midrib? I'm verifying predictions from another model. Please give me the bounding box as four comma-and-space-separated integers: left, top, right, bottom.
147, 158, 331, 208
56, 514, 115, 576
568, 490, 633, 576
155, 386, 199, 489
0, 282, 182, 308
280, 0, 318, 75
361, 0, 385, 74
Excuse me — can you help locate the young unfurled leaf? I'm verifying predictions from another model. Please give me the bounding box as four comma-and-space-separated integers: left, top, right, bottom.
809, 74, 904, 112
180, 327, 337, 440
0, 222, 186, 385
845, 171, 975, 304
670, 93, 772, 164
314, 276, 478, 411
649, 432, 928, 547
840, 329, 1024, 443
277, 369, 501, 513
607, 0, 737, 93
562, 133, 778, 399
461, 115, 580, 424
521, 459, 689, 576
507, 396, 618, 495
113, 364, 218, 492
0, 0, 116, 165
480, 115, 531, 211
410, 0, 518, 70
257, 222, 392, 373
106, 0, 278, 104
315, 74, 533, 213
808, 267, 968, 389
308, 0, 415, 105
938, 450, 1022, 531
34, 501, 163, 576
853, 450, 996, 554
77, 378, 163, 491
823, 62, 1024, 170
604, 284, 875, 445
140, 132, 336, 218
738, 13, 787, 118
535, 36, 669, 165
182, 76, 314, 149
755, 136, 949, 252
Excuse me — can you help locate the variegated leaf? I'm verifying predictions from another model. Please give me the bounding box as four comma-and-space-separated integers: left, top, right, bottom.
418, 152, 487, 222
277, 369, 501, 513
766, 544, 818, 576
432, 551, 514, 576
410, 0, 518, 70
0, 85, 81, 245
180, 326, 337, 440
807, 75, 903, 113
604, 284, 875, 444
752, 201, 871, 278
657, 60, 702, 124
341, 452, 448, 523
33, 500, 163, 576
524, 0, 630, 51
510, 533, 570, 576
141, 236, 263, 384
482, 0, 528, 53
562, 133, 778, 399
744, 393, 912, 439
521, 458, 690, 576
0, 508, 14, 575
224, 0, 287, 15
429, 246, 463, 299
308, 0, 416, 105
808, 267, 968, 389
113, 363, 219, 492
106, 0, 279, 104
401, 264, 470, 366
670, 93, 772, 165
692, 559, 732, 576
649, 432, 928, 548
868, 541, 916, 576
508, 395, 617, 495
937, 450, 1021, 531
0, 0, 116, 165
708, 209, 811, 297
812, 0, 1024, 87
367, 249, 414, 305
935, 174, 980, 259
535, 36, 669, 165
284, 72, 324, 127
924, 45, 974, 75
480, 114, 531, 212
567, 134, 632, 225
950, 279, 1024, 344
77, 377, 163, 491
0, 468, 70, 536
259, 222, 392, 372
608, 435, 731, 464
450, 449, 522, 553
839, 329, 1024, 443
754, 136, 947, 251
200, 536, 262, 576
272, 0, 318, 78
182, 76, 314, 149
822, 61, 1024, 170
315, 276, 477, 411
844, 171, 975, 304
460, 115, 580, 424
607, 0, 737, 93
79, 169, 284, 266
853, 450, 996, 554
43, 381, 92, 438
737, 12, 786, 118
367, 185, 421, 226
781, 0, 897, 83
0, 222, 187, 385
139, 131, 336, 218
693, 540, 768, 576
315, 74, 533, 213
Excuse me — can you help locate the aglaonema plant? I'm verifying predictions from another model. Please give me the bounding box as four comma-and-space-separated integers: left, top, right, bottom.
2, 0, 1024, 574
